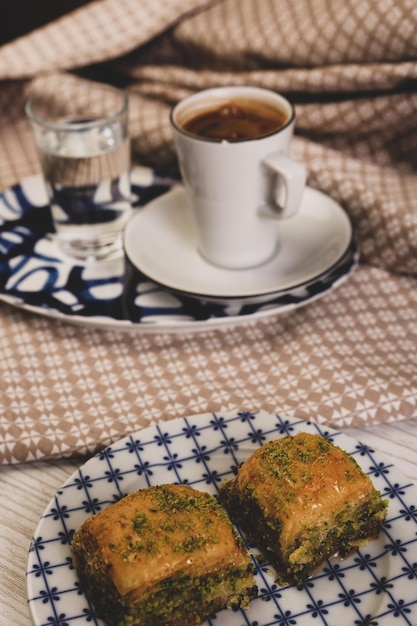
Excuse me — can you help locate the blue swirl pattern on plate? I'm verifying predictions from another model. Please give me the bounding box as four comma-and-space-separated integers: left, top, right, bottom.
27, 412, 417, 626
0, 168, 358, 331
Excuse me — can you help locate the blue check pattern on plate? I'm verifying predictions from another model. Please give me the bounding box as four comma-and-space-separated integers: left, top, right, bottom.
27, 411, 417, 626
0, 168, 357, 332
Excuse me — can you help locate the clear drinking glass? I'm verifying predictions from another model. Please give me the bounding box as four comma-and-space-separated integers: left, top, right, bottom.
26, 82, 131, 261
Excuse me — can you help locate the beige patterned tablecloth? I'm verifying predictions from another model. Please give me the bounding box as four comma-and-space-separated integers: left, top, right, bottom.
0, 0, 416, 464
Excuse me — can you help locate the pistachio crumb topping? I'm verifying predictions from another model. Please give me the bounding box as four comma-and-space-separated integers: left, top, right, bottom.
107, 485, 229, 561
219, 432, 388, 586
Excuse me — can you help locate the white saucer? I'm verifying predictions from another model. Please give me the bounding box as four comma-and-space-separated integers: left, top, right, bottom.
124, 185, 353, 303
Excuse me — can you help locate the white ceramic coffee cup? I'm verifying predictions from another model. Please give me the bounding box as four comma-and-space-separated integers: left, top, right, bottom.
170, 86, 307, 270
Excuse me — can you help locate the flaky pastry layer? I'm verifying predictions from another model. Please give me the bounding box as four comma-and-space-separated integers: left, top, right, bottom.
71, 483, 257, 625
220, 432, 388, 585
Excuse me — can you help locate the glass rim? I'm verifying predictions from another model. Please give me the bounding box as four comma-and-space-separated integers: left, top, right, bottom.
25, 83, 129, 132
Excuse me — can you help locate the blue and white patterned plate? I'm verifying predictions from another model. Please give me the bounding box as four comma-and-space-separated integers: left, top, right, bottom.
0, 167, 357, 333
27, 411, 417, 626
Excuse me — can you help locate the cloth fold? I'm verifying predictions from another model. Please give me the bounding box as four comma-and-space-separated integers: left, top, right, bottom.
0, 0, 212, 79
0, 0, 416, 464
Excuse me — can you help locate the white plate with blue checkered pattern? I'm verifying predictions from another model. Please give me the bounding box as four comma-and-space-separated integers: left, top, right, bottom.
27, 411, 417, 626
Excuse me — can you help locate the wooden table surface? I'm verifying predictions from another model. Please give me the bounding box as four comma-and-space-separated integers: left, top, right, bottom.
2, 417, 417, 625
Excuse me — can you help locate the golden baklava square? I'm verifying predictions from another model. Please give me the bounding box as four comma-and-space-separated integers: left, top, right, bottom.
220, 432, 387, 586
71, 483, 257, 625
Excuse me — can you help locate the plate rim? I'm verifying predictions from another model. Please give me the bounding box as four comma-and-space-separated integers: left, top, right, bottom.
0, 248, 357, 333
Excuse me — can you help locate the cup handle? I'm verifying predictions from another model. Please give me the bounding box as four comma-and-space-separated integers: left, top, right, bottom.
259, 152, 307, 219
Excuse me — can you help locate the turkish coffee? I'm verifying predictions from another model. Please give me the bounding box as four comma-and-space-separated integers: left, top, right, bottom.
182, 98, 289, 141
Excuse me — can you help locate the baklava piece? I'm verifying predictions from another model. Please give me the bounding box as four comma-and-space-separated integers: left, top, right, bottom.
71, 483, 257, 626
220, 432, 388, 586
